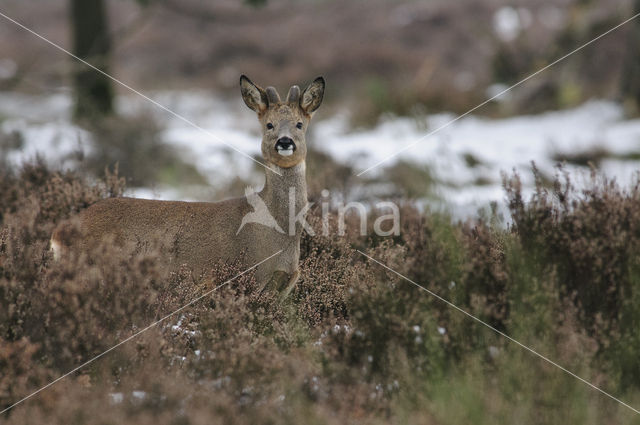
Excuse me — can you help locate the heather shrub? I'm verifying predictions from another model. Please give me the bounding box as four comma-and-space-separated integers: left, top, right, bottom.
461, 220, 510, 330
505, 168, 632, 330
295, 211, 358, 326
0, 159, 124, 230
2, 162, 640, 424
362, 205, 510, 362
0, 163, 186, 410
505, 167, 640, 389
0, 161, 126, 348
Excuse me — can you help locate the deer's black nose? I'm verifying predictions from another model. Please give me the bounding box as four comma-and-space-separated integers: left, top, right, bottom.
275, 137, 296, 151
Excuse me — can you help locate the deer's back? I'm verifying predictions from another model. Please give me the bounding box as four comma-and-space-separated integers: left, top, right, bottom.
53, 196, 254, 275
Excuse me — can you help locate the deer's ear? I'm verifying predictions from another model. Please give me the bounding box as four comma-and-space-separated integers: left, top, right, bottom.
300, 77, 325, 115
240, 75, 268, 113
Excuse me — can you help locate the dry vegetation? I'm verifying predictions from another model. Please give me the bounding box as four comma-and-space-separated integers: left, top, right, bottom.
2, 162, 640, 424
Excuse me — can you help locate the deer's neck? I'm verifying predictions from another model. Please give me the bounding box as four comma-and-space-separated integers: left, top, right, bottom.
261, 161, 307, 231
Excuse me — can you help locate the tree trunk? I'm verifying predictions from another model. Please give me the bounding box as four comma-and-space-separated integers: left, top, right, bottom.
70, 0, 114, 121
621, 0, 640, 111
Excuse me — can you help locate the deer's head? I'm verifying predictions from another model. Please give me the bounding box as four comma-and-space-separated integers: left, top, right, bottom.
240, 75, 325, 169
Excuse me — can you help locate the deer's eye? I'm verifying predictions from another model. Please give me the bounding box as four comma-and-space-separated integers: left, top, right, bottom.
296, 122, 303, 129
266, 123, 274, 130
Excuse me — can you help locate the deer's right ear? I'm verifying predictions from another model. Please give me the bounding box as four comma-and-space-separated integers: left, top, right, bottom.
240, 75, 268, 113
300, 76, 325, 115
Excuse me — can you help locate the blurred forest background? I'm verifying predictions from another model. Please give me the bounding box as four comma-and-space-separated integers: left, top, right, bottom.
1, 0, 639, 116
0, 0, 639, 202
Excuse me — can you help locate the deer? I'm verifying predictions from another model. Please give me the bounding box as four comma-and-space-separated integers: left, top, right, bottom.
51, 75, 325, 300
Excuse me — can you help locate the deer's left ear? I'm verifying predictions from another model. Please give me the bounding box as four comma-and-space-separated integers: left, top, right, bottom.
300, 77, 325, 115
240, 75, 268, 113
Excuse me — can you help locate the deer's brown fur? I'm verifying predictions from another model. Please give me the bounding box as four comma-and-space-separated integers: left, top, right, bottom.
51, 75, 325, 298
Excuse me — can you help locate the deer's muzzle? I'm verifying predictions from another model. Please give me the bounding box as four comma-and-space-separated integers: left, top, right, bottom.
275, 137, 296, 157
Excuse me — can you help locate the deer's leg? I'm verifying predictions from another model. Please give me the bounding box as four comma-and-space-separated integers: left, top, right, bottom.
278, 269, 300, 301
261, 269, 300, 301
260, 270, 287, 295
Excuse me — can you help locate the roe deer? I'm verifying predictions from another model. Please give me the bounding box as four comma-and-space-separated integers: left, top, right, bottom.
51, 75, 325, 299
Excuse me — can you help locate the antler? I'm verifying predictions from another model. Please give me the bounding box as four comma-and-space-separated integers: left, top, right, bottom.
265, 87, 281, 104
286, 85, 300, 104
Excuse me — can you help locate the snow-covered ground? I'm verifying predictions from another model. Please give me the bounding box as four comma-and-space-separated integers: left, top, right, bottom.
2, 91, 640, 218
316, 100, 640, 216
